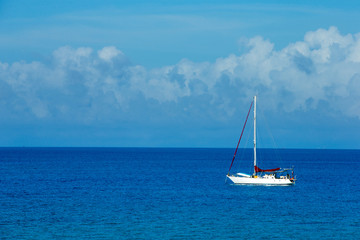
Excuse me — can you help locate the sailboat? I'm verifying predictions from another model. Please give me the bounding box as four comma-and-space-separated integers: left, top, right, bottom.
226, 96, 296, 185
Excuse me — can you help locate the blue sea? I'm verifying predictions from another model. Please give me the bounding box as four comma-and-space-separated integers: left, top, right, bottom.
1, 148, 359, 239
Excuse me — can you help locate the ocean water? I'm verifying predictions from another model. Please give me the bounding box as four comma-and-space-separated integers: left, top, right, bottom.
0, 147, 359, 239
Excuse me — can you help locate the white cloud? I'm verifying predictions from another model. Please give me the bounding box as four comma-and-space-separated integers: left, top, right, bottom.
348, 33, 360, 63
1, 26, 360, 123
98, 46, 123, 62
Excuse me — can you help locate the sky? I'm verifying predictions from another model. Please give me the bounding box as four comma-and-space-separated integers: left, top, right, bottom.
1, 0, 360, 148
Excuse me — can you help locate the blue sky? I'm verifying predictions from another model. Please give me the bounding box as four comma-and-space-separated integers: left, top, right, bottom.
1, 0, 360, 148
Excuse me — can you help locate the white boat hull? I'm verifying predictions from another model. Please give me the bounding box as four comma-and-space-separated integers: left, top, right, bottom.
227, 175, 295, 185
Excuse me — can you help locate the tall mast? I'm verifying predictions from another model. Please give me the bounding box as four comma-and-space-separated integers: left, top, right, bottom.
253, 95, 257, 175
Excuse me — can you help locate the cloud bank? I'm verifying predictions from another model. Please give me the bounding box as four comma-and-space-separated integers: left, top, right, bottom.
1, 27, 360, 126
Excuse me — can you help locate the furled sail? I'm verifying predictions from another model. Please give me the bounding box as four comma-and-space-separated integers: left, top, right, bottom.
254, 165, 281, 173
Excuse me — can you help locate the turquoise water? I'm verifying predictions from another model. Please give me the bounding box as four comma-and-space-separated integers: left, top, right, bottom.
0, 148, 359, 239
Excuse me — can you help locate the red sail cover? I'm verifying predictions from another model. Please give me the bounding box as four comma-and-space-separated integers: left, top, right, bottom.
254, 165, 281, 173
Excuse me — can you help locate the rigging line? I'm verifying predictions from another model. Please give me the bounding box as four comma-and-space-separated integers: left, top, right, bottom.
256, 112, 270, 170
227, 100, 253, 175
239, 115, 253, 174
254, 101, 263, 169
257, 121, 263, 167
258, 104, 282, 164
